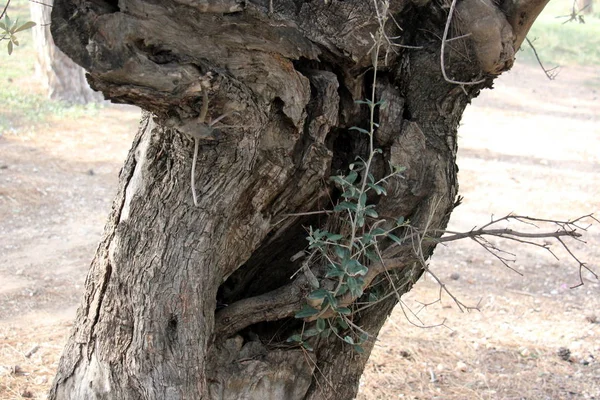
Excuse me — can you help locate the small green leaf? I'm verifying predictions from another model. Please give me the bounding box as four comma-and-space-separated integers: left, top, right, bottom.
364, 208, 378, 219
334, 246, 350, 261
287, 334, 302, 343
316, 318, 326, 332
361, 233, 374, 244
349, 126, 370, 135
308, 241, 324, 250
367, 183, 387, 196
336, 284, 349, 296
334, 201, 357, 212
336, 307, 352, 315
365, 250, 380, 263
302, 341, 314, 351
326, 293, 338, 309
325, 267, 344, 278
7, 40, 13, 55
371, 228, 386, 236
343, 335, 354, 344
307, 289, 329, 301
342, 188, 358, 200
391, 164, 407, 174
295, 305, 320, 319
320, 328, 332, 338
353, 344, 365, 353
337, 318, 349, 330
303, 328, 319, 338
330, 175, 348, 187
358, 192, 367, 207
387, 233, 404, 246
396, 216, 405, 226
347, 276, 364, 297
312, 229, 326, 240
346, 170, 358, 185
344, 259, 367, 276
14, 21, 36, 33
356, 215, 365, 228
325, 233, 344, 242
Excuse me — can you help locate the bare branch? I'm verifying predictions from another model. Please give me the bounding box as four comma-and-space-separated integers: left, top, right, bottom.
525, 37, 559, 80
436, 213, 597, 284
472, 235, 522, 276
556, 0, 590, 24
556, 237, 599, 288
0, 0, 11, 21
440, 0, 486, 86
437, 227, 581, 243
214, 275, 310, 339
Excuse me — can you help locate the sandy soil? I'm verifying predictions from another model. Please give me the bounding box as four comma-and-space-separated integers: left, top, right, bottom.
0, 62, 599, 399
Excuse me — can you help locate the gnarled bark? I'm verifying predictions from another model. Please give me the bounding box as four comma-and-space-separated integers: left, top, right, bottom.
49, 0, 549, 398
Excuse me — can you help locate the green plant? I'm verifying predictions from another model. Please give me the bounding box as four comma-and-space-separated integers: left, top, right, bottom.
288, 6, 408, 352
0, 2, 36, 55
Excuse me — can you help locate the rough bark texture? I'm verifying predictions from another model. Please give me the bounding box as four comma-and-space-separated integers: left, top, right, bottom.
29, 0, 103, 104
48, 0, 548, 398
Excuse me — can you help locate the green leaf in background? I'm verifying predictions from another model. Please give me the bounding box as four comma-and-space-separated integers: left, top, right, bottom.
295, 305, 319, 319
14, 21, 36, 33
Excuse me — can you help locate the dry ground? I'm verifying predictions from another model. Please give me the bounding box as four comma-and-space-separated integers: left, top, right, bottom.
0, 63, 599, 399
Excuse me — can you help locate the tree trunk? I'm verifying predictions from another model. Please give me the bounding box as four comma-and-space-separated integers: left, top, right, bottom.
29, 0, 103, 104
577, 0, 593, 14
48, 0, 548, 398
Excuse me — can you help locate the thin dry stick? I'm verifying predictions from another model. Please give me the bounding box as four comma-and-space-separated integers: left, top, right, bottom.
0, 0, 11, 21
556, 236, 598, 288
440, 0, 486, 86
525, 37, 559, 80
412, 229, 476, 312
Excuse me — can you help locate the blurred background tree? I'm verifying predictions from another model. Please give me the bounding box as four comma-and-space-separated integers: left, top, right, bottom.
29, 0, 102, 104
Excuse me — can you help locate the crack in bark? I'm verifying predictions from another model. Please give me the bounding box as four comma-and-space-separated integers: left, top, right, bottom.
87, 261, 113, 359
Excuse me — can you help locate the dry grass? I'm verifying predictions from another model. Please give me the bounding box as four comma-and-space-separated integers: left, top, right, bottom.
358, 277, 600, 399
0, 324, 67, 399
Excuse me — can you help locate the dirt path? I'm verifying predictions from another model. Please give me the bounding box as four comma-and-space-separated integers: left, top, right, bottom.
0, 63, 599, 399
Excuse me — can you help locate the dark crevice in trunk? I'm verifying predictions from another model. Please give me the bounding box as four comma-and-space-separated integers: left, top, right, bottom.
327, 128, 354, 174
217, 213, 319, 305
100, 0, 120, 13
241, 316, 302, 345
132, 39, 181, 65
